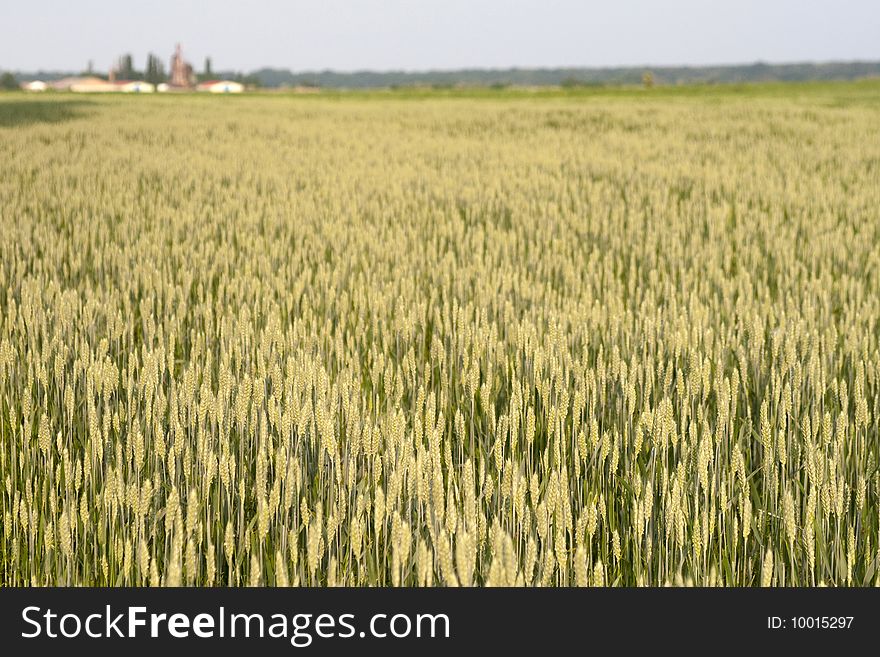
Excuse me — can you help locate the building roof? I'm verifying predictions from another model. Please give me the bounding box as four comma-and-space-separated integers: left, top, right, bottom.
199, 79, 243, 84
50, 76, 105, 89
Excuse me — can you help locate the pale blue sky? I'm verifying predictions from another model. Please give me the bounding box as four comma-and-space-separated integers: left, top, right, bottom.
2, 0, 878, 72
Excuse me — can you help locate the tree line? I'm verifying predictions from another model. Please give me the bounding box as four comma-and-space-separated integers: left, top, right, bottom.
101, 53, 259, 86
113, 53, 218, 85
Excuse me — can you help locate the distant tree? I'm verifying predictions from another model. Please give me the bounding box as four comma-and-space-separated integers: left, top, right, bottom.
0, 72, 18, 90
144, 54, 167, 85
118, 54, 136, 80
642, 71, 655, 88
229, 72, 261, 88
196, 57, 215, 83
87, 60, 94, 74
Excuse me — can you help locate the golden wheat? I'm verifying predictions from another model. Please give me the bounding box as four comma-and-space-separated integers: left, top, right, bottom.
0, 84, 879, 586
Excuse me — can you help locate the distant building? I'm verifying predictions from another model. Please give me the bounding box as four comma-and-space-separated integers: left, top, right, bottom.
69, 78, 154, 93
51, 76, 105, 91
196, 80, 244, 94
70, 79, 116, 92
115, 80, 155, 93
21, 80, 48, 92
170, 43, 195, 88
157, 83, 170, 93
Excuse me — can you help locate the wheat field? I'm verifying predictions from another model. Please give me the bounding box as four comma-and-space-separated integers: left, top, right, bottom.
1, 83, 879, 586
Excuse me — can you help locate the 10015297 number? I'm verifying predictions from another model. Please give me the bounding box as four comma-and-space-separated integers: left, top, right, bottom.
767, 616, 854, 630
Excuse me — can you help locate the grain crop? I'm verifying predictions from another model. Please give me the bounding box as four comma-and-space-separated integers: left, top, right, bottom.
1, 83, 879, 586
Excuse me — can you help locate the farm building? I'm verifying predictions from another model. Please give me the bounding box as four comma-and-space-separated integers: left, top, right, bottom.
68, 78, 117, 92
69, 79, 154, 93
21, 80, 48, 92
115, 80, 155, 93
196, 80, 244, 93
50, 76, 105, 91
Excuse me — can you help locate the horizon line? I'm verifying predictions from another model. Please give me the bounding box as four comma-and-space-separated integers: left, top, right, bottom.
8, 57, 880, 76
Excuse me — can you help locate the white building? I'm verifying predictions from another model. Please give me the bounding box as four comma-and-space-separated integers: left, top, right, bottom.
116, 81, 155, 93
69, 78, 117, 92
196, 80, 244, 93
21, 80, 48, 92
52, 76, 105, 91
69, 79, 155, 93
